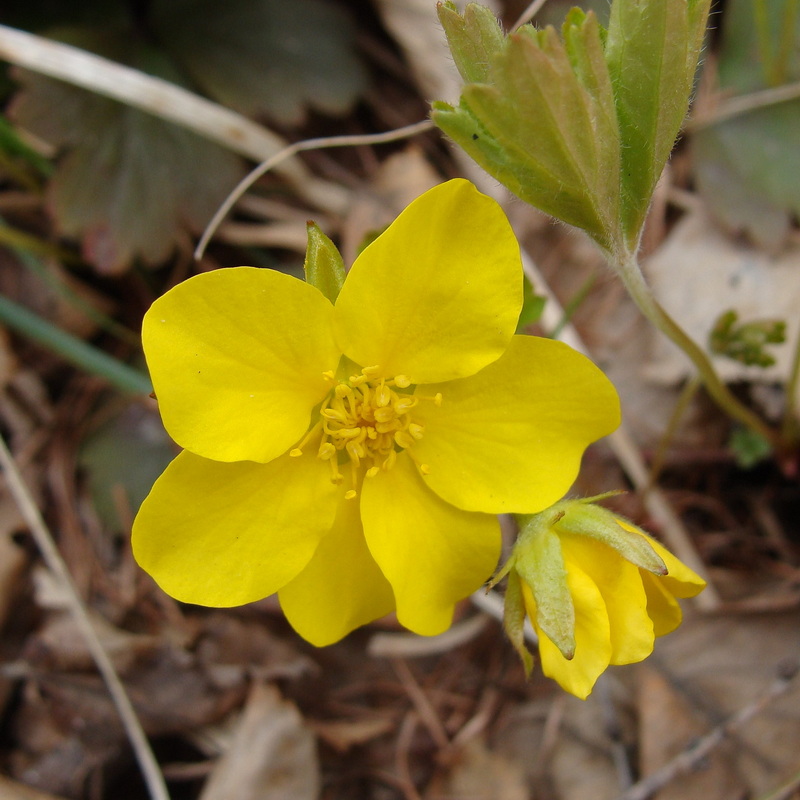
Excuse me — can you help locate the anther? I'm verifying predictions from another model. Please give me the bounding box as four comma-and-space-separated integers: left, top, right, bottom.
408, 423, 424, 440
366, 465, 380, 478
318, 442, 336, 459
344, 489, 357, 500
394, 430, 415, 449
393, 374, 411, 388
289, 448, 303, 458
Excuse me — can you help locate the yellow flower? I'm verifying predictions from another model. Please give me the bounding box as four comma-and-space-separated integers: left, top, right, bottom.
132, 180, 620, 646
502, 498, 706, 699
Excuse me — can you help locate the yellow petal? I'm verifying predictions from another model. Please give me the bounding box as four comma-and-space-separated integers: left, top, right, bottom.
640, 571, 683, 637
279, 490, 396, 646
143, 267, 340, 463
131, 448, 339, 606
640, 534, 707, 598
334, 180, 522, 384
360, 452, 501, 635
523, 560, 611, 700
413, 336, 620, 513
560, 534, 654, 666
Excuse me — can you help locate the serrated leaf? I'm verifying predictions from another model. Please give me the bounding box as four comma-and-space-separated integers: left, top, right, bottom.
692, 0, 800, 249
437, 2, 505, 83
78, 403, 175, 531
435, 10, 621, 250
604, 0, 711, 244
151, 0, 366, 126
9, 27, 245, 274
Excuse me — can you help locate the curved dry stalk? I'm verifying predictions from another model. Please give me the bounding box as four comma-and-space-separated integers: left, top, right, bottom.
0, 23, 348, 215
194, 119, 435, 260
0, 435, 171, 800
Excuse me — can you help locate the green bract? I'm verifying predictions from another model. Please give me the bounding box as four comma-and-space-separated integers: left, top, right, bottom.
434, 0, 711, 253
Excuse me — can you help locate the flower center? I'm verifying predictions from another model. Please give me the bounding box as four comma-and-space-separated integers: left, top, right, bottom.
290, 365, 441, 499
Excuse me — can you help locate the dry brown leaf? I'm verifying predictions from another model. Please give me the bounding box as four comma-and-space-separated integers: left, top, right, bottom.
309, 716, 395, 753
642, 610, 800, 796
199, 681, 319, 800
0, 773, 71, 800
637, 666, 744, 800
0, 488, 28, 630
425, 738, 528, 800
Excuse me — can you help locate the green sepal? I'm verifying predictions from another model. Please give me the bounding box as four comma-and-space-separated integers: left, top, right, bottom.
437, 1, 504, 83
605, 0, 712, 246
303, 221, 345, 304
514, 511, 576, 659
554, 501, 667, 576
502, 569, 534, 676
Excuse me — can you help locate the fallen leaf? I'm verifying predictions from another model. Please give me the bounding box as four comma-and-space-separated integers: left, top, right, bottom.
9, 27, 245, 274
637, 666, 744, 800
425, 738, 529, 800
199, 681, 320, 800
151, 0, 366, 126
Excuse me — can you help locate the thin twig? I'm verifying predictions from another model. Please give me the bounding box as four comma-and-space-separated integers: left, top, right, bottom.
391, 658, 450, 749
518, 249, 720, 610
687, 81, 800, 131
0, 23, 348, 214
0, 435, 170, 800
194, 119, 434, 260
616, 663, 799, 800
512, 0, 551, 30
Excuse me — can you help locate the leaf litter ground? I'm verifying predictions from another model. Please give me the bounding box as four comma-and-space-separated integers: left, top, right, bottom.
1, 1, 800, 798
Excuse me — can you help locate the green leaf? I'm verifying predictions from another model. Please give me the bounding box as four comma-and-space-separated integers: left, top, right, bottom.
709, 309, 786, 368
435, 9, 622, 250
79, 403, 175, 531
728, 426, 773, 469
692, 0, 800, 249
151, 0, 367, 126
9, 27, 245, 274
437, 2, 505, 83
304, 222, 345, 304
0, 293, 151, 395
604, 0, 712, 244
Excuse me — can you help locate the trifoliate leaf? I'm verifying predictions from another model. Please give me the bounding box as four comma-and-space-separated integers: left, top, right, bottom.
435, 8, 621, 250
692, 0, 800, 250
151, 0, 367, 126
9, 28, 245, 275
304, 222, 345, 304
604, 0, 711, 245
